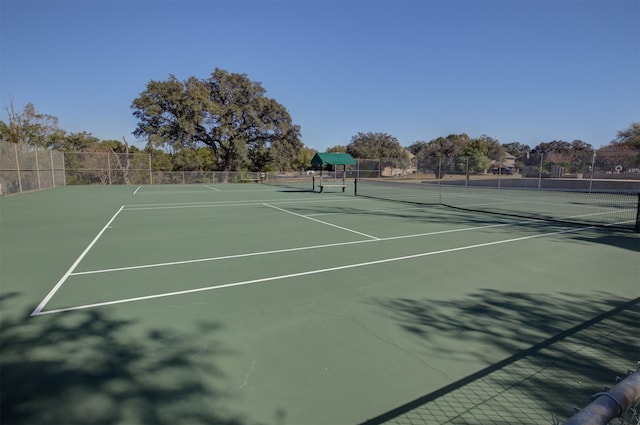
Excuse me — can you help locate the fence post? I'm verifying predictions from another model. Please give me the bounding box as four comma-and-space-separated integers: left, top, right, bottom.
62, 152, 66, 186
148, 154, 153, 184
465, 157, 469, 187
588, 151, 596, 193
14, 143, 22, 193
50, 150, 55, 188
35, 148, 42, 190
538, 152, 544, 189
107, 153, 112, 185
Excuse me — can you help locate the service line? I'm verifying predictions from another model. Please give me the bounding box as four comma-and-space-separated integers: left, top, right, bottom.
33, 224, 589, 316
71, 221, 516, 276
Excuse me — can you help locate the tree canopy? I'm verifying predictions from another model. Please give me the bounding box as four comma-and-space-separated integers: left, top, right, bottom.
2, 95, 638, 178
346, 132, 407, 159
596, 122, 640, 171
0, 101, 65, 147
501, 142, 531, 160
131, 68, 303, 171
407, 133, 496, 178
610, 122, 640, 150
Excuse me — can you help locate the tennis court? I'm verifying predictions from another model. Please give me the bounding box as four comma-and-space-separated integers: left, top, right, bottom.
1, 182, 638, 425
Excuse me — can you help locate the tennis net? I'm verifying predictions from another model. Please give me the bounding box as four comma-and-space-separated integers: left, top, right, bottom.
354, 179, 640, 232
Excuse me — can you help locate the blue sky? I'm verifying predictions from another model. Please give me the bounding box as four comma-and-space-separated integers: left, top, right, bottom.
1, 0, 638, 151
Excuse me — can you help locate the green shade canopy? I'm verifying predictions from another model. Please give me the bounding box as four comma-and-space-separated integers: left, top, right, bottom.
311, 152, 357, 166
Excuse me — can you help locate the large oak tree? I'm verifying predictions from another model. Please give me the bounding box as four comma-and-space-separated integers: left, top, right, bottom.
346, 132, 406, 159
131, 68, 303, 171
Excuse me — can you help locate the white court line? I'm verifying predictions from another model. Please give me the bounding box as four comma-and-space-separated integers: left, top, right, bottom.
30, 206, 126, 316
32, 225, 589, 316
263, 203, 380, 240
564, 209, 635, 219
124, 196, 353, 210
203, 185, 222, 191
307, 205, 431, 217
449, 200, 528, 208
133, 186, 142, 195
70, 221, 516, 276
29, 197, 366, 315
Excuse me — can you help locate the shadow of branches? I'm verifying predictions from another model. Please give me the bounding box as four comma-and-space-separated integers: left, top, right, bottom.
366, 290, 639, 423
279, 201, 640, 252
0, 293, 256, 425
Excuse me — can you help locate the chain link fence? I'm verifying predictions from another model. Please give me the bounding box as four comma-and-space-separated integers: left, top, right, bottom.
346, 153, 639, 184
2, 140, 639, 195
63, 151, 152, 185
353, 153, 640, 191
0, 140, 65, 195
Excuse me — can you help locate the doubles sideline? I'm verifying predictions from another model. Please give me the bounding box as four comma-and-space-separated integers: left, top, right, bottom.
30, 200, 590, 316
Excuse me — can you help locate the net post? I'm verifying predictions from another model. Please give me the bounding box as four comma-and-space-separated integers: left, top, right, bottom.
635, 193, 640, 233
354, 178, 358, 196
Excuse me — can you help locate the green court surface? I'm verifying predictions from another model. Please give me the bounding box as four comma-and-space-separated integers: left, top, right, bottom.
1, 184, 638, 425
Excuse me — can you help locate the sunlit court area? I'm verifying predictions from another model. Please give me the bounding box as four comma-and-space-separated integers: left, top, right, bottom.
1, 181, 638, 425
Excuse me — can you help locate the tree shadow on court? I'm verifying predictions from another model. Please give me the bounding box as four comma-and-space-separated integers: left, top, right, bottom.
0, 293, 265, 425
568, 228, 640, 252
365, 290, 639, 424
308, 202, 640, 252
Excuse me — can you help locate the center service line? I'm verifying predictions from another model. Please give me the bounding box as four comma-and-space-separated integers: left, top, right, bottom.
70, 221, 515, 277
32, 225, 588, 316
263, 203, 380, 240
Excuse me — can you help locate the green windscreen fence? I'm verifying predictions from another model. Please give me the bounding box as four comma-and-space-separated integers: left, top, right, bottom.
355, 178, 640, 232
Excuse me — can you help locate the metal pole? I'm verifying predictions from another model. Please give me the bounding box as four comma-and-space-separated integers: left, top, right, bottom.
107, 153, 112, 185
62, 152, 66, 186
465, 157, 469, 187
635, 193, 640, 233
50, 150, 55, 188
149, 154, 153, 184
14, 143, 22, 193
588, 151, 595, 193
564, 369, 640, 425
537, 152, 544, 189
35, 148, 42, 190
